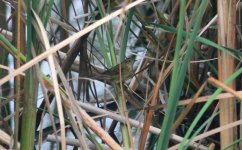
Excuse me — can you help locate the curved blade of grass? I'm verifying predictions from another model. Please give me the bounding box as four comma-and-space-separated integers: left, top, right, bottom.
156, 0, 186, 149
223, 138, 242, 150
0, 33, 26, 62
106, 29, 117, 65
121, 8, 135, 60
32, 9, 66, 150
43, 0, 55, 27
95, 0, 117, 65
179, 67, 242, 149
184, 112, 219, 149
150, 22, 241, 61
95, 29, 112, 67
156, 1, 207, 149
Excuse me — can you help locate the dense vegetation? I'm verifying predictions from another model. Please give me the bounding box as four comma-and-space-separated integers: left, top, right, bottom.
0, 0, 241, 150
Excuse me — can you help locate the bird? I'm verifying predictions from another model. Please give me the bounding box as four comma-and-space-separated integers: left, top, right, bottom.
93, 55, 136, 83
